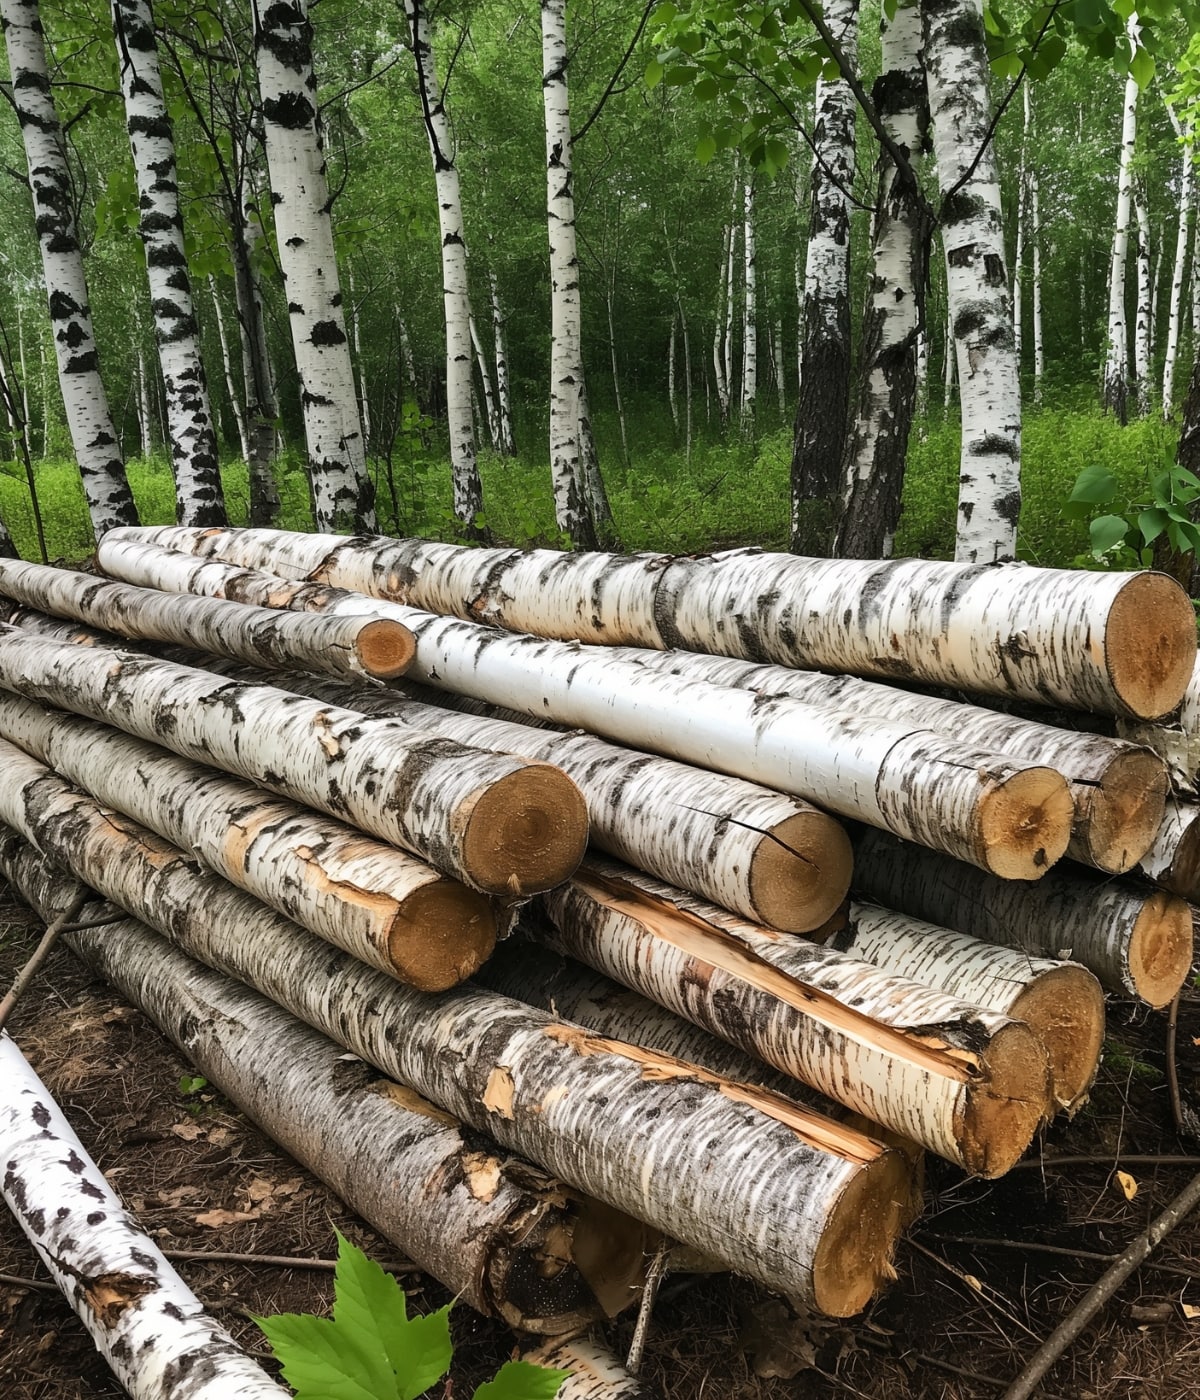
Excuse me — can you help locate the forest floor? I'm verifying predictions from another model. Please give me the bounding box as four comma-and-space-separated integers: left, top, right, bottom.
4, 894, 1200, 1398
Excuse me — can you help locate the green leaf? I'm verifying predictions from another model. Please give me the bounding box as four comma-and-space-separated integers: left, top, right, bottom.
1067, 464, 1119, 506
473, 1361, 570, 1400
1090, 514, 1133, 557
1137, 508, 1170, 545
1130, 45, 1155, 89
255, 1313, 388, 1400
695, 132, 718, 163
644, 58, 664, 88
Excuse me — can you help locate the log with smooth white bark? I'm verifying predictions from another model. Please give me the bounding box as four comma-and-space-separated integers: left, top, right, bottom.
0, 771, 910, 1315
0, 837, 641, 1333
601, 646, 1167, 876
1135, 799, 1200, 901
0, 693, 496, 989
0, 627, 587, 896
0, 1031, 287, 1399
852, 829, 1193, 1009
829, 903, 1103, 1114
0, 557, 415, 681
523, 1337, 647, 1398
112, 527, 1197, 720
531, 859, 1050, 1176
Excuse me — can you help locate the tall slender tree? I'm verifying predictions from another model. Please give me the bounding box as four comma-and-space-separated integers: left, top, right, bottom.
1103, 25, 1140, 422
1163, 110, 1192, 418
740, 177, 757, 426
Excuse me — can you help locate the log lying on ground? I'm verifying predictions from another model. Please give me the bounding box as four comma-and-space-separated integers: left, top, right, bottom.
1134, 799, 1200, 901
0, 838, 643, 1334
604, 647, 1167, 876
532, 859, 1051, 1176
852, 829, 1194, 1008
0, 557, 415, 682
0, 599, 112, 647
0, 1030, 288, 1398
0, 627, 587, 896
0, 781, 912, 1315
0, 694, 496, 989
523, 1336, 649, 1399
107, 526, 1198, 720
828, 903, 1104, 1113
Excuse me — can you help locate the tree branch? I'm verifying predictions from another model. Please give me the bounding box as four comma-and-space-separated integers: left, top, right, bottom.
575, 0, 656, 147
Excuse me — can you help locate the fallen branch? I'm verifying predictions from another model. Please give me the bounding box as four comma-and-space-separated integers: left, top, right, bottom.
162, 1249, 415, 1275
0, 886, 91, 1033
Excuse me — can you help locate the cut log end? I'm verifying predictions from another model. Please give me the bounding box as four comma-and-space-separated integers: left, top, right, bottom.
1007, 966, 1106, 1115
1128, 890, 1194, 1009
387, 881, 498, 991
462, 764, 589, 896
977, 767, 1074, 881
811, 1149, 910, 1318
1082, 748, 1169, 874
958, 1021, 1052, 1178
352, 619, 417, 678
1154, 811, 1200, 900
1105, 572, 1197, 720
749, 811, 854, 933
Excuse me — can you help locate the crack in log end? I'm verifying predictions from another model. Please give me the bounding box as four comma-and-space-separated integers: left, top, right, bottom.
83, 1270, 158, 1328
748, 810, 854, 932
974, 765, 1073, 880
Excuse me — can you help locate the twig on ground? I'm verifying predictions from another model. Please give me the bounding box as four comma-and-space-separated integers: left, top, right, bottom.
1167, 991, 1186, 1137
928, 1233, 1199, 1280
0, 1271, 57, 1292
0, 890, 92, 1033
625, 1236, 670, 1375
907, 1238, 1039, 1341
163, 1248, 415, 1274
1011, 1154, 1200, 1171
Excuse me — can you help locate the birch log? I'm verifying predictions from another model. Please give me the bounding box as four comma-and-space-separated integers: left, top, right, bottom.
0, 629, 588, 895
0, 782, 911, 1316
1119, 654, 1200, 794
596, 646, 1167, 875
117, 527, 1197, 720
532, 859, 1050, 1175
0, 1031, 287, 1398
0, 558, 416, 681
852, 829, 1193, 1008
0, 695, 496, 988
1135, 799, 1200, 901
0, 837, 645, 1333
829, 903, 1103, 1113
523, 1337, 647, 1399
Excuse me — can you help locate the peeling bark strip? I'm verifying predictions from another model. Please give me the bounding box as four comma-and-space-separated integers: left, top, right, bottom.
924, 0, 1021, 563
0, 559, 415, 682
0, 791, 910, 1316
0, 839, 638, 1335
532, 858, 1051, 1176
523, 1337, 647, 1399
1135, 799, 1200, 902
0, 695, 495, 989
852, 829, 1194, 1010
111, 0, 225, 527
599, 646, 1168, 875
125, 527, 1198, 720
0, 0, 137, 539
830, 902, 1104, 1114
251, 0, 374, 531
0, 1031, 286, 1397
0, 628, 587, 895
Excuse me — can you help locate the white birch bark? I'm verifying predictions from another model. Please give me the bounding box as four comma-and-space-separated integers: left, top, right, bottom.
346, 264, 371, 447
0, 628, 587, 895
0, 693, 497, 988
251, 0, 374, 531
112, 0, 226, 527
852, 828, 1194, 1009
524, 1338, 647, 1398
1030, 111, 1045, 404
772, 314, 786, 408
713, 222, 732, 424
0, 0, 138, 538
668, 311, 679, 431
1134, 190, 1152, 412
1134, 798, 1200, 901
925, 0, 1021, 562
0, 558, 416, 682
209, 276, 251, 461
489, 271, 515, 455
141, 526, 1200, 721
531, 858, 1051, 1175
0, 1031, 287, 1398
725, 188, 738, 410
230, 184, 280, 525
470, 314, 501, 451
1104, 40, 1139, 420
0, 774, 910, 1316
1162, 112, 1192, 418
136, 340, 153, 457
740, 179, 757, 426
405, 0, 483, 530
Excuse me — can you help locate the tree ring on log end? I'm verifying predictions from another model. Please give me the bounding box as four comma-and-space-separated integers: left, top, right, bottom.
749, 811, 854, 932
1083, 748, 1168, 874
977, 767, 1073, 880
1127, 890, 1194, 1008
811, 1148, 911, 1318
462, 764, 589, 895
387, 880, 497, 991
1105, 572, 1197, 720
352, 619, 417, 678
957, 1021, 1052, 1178
1008, 966, 1105, 1115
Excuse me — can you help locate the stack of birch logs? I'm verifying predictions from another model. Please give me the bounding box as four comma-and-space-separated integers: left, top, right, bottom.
2, 528, 1198, 1376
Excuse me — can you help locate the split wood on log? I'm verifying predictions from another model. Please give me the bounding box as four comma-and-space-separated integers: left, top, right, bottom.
1135, 798, 1200, 901
0, 837, 644, 1333
0, 693, 496, 989
0, 626, 588, 896
852, 829, 1194, 1008
0, 557, 415, 681
106, 526, 1197, 720
0, 793, 912, 1315
0, 1031, 288, 1398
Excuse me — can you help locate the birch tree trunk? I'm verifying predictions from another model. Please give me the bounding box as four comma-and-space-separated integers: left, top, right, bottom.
346, 264, 371, 448
852, 828, 1193, 1008
489, 271, 516, 455
925, 0, 1021, 562
0, 0, 138, 539
740, 179, 757, 428
1134, 190, 1152, 413
153, 526, 1200, 720
0, 629, 587, 895
470, 315, 501, 451
405, 0, 483, 532
230, 190, 281, 525
835, 0, 926, 559
725, 182, 738, 408
1030, 94, 1045, 403
1103, 44, 1139, 422
668, 311, 679, 431
790, 0, 858, 555
112, 0, 226, 527
712, 222, 731, 425
0, 1031, 288, 1398
1163, 114, 1192, 418
136, 341, 153, 457
209, 277, 251, 462
251, 0, 374, 531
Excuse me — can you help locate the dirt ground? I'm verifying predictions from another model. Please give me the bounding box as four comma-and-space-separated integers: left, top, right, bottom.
3, 892, 1200, 1400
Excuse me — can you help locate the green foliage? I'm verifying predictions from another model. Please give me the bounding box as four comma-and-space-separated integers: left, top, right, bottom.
256, 1233, 567, 1400
1064, 453, 1200, 564
177, 1074, 208, 1096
